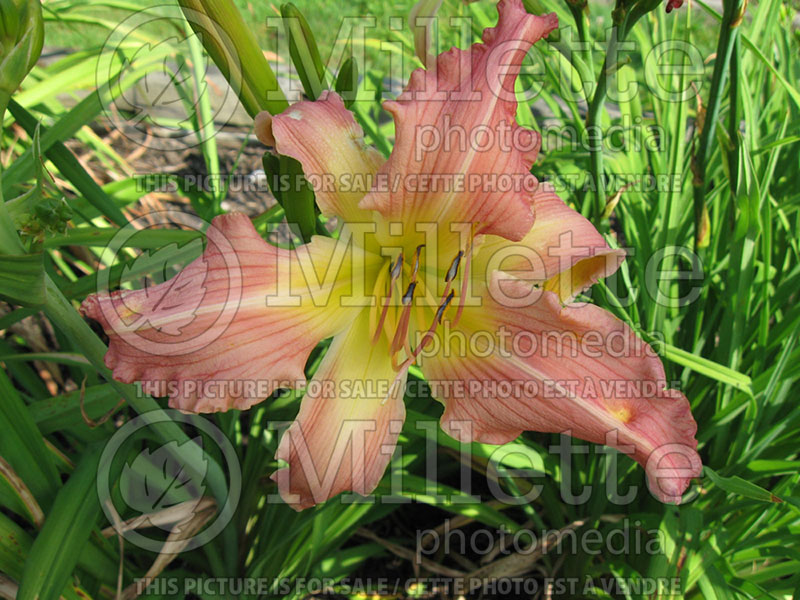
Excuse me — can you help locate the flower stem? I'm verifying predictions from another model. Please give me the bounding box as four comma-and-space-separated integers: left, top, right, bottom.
41, 275, 230, 506
0, 93, 27, 255
584, 3, 661, 223
177, 0, 288, 117
586, 27, 619, 222
726, 34, 742, 191
691, 0, 744, 251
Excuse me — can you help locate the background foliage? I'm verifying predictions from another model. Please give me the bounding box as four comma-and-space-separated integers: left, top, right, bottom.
0, 0, 799, 598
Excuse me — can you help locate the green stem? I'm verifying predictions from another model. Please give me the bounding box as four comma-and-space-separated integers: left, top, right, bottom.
177, 0, 289, 117
586, 27, 619, 221
584, 3, 658, 223
568, 2, 594, 85
727, 34, 741, 191
44, 273, 240, 571
185, 20, 222, 213
41, 275, 230, 507
0, 91, 27, 255
548, 39, 594, 101
0, 89, 9, 125
692, 0, 743, 251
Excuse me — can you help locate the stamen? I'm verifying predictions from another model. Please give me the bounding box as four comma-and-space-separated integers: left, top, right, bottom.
390, 281, 416, 357
446, 251, 463, 283
436, 289, 456, 324
396, 248, 461, 365
383, 289, 457, 403
451, 237, 474, 328
413, 290, 455, 357
411, 244, 424, 279
388, 246, 425, 364
402, 282, 417, 305
381, 238, 473, 390
391, 252, 404, 279
371, 253, 404, 345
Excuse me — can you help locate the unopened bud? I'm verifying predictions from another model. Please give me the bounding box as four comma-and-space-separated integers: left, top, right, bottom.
0, 0, 44, 115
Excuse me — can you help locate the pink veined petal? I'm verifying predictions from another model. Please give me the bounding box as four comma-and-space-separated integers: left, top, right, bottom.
360, 0, 559, 254
82, 213, 379, 413
418, 275, 701, 503
260, 91, 385, 225
271, 310, 406, 510
473, 183, 626, 302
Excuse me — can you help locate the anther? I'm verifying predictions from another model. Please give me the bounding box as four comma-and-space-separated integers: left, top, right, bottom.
403, 289, 457, 369
436, 290, 456, 324
445, 251, 463, 283
452, 238, 474, 328
372, 254, 405, 345
390, 252, 404, 279
411, 244, 424, 279
402, 282, 417, 305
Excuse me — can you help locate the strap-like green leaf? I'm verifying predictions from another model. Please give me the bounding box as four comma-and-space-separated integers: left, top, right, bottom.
17, 445, 103, 600
0, 252, 44, 305
0, 369, 60, 502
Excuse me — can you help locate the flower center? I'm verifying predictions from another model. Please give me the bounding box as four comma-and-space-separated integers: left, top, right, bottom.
369, 239, 473, 373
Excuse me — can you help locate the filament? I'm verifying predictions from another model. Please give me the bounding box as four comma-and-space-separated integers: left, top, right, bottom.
371, 253, 403, 345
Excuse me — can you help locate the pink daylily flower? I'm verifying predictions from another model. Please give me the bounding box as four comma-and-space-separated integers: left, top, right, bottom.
82, 0, 701, 510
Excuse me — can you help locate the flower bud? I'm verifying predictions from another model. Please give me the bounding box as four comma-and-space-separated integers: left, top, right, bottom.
0, 0, 44, 116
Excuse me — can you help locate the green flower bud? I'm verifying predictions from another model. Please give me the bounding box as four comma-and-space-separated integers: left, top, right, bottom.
7, 188, 73, 241
0, 0, 43, 116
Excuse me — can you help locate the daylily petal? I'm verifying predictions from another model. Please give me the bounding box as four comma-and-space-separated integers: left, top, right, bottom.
473, 183, 626, 301
419, 276, 701, 503
260, 91, 384, 224
82, 213, 380, 413
360, 0, 558, 251
272, 310, 406, 510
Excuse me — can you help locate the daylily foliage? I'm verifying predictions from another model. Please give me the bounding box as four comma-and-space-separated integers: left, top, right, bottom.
83, 0, 701, 510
